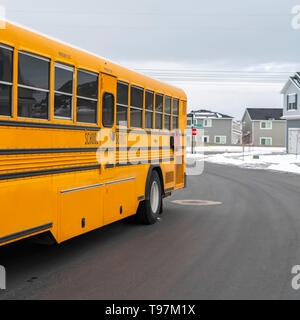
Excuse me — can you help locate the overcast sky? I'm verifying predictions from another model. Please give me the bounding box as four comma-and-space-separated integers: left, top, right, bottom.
2, 0, 300, 119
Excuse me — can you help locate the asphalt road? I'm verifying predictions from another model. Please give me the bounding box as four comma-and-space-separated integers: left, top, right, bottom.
1, 163, 300, 300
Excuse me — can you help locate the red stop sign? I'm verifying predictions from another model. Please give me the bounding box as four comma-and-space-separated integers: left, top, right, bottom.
192, 128, 197, 136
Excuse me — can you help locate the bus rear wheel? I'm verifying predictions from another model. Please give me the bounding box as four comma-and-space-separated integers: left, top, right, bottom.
137, 170, 162, 225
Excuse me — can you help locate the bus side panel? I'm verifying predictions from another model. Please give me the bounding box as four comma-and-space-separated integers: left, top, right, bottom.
0, 177, 56, 243
103, 177, 137, 225
59, 185, 103, 243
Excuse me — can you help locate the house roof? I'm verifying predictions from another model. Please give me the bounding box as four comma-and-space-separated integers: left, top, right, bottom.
246, 108, 283, 121
281, 72, 300, 93
293, 73, 300, 88
187, 109, 233, 119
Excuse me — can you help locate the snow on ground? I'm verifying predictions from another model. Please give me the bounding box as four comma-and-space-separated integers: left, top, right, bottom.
187, 146, 300, 175
187, 146, 286, 153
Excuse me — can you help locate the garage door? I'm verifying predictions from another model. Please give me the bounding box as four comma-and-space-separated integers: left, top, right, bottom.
288, 129, 300, 154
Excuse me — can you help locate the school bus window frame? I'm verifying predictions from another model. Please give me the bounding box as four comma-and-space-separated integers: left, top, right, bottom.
17, 50, 51, 121
76, 68, 99, 125
53, 62, 75, 121
0, 43, 14, 119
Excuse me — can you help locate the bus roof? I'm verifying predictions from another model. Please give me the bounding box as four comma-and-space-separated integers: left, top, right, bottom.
1, 20, 187, 100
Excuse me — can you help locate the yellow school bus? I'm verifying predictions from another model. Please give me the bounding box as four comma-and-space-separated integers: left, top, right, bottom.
0, 21, 187, 246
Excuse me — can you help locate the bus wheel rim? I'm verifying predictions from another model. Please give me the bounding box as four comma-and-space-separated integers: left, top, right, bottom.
150, 181, 159, 213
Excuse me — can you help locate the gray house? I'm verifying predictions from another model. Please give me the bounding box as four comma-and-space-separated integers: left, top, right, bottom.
241, 108, 286, 147
281, 72, 300, 153
232, 120, 242, 144
187, 109, 239, 144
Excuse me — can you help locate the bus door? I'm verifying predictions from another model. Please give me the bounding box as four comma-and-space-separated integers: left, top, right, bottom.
100, 73, 134, 225
174, 100, 186, 187
100, 73, 117, 174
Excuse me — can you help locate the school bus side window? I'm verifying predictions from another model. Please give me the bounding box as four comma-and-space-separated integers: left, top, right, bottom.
155, 93, 163, 129
54, 63, 74, 119
18, 52, 50, 120
0, 44, 13, 117
117, 81, 128, 126
76, 70, 98, 124
130, 85, 144, 128
145, 90, 154, 129
173, 98, 179, 129
102, 92, 114, 127
164, 96, 171, 130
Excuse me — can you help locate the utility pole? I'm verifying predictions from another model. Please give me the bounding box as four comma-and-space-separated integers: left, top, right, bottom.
242, 121, 246, 161
296, 132, 299, 160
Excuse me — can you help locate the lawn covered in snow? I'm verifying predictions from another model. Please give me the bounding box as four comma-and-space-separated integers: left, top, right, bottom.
187, 146, 300, 175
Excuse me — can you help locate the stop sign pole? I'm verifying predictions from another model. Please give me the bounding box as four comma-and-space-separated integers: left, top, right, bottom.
192, 128, 197, 154
191, 112, 196, 154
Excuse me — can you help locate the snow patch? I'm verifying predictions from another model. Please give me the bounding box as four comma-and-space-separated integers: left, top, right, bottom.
187, 147, 300, 175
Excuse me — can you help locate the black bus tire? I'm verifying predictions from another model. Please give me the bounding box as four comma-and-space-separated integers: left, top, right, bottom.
137, 171, 162, 225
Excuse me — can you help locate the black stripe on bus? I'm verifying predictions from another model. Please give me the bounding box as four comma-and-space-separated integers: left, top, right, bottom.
0, 120, 100, 131
116, 158, 174, 167
0, 147, 99, 155
138, 196, 145, 201
118, 146, 174, 151
117, 128, 172, 135
100, 147, 178, 152
0, 146, 185, 155
117, 128, 186, 137
0, 165, 100, 181
0, 157, 175, 180
0, 121, 185, 136
0, 223, 53, 244
164, 187, 174, 193
98, 146, 185, 152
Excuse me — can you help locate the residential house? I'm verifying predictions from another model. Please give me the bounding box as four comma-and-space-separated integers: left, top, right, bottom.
241, 108, 286, 147
232, 120, 242, 144
281, 72, 300, 153
187, 109, 240, 144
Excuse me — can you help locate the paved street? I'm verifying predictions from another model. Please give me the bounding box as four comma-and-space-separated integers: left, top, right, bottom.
1, 163, 300, 299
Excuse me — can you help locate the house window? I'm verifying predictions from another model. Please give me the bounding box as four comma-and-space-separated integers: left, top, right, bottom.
260, 137, 272, 145
204, 119, 212, 127
215, 136, 226, 144
287, 94, 297, 110
202, 136, 209, 143
260, 120, 272, 129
